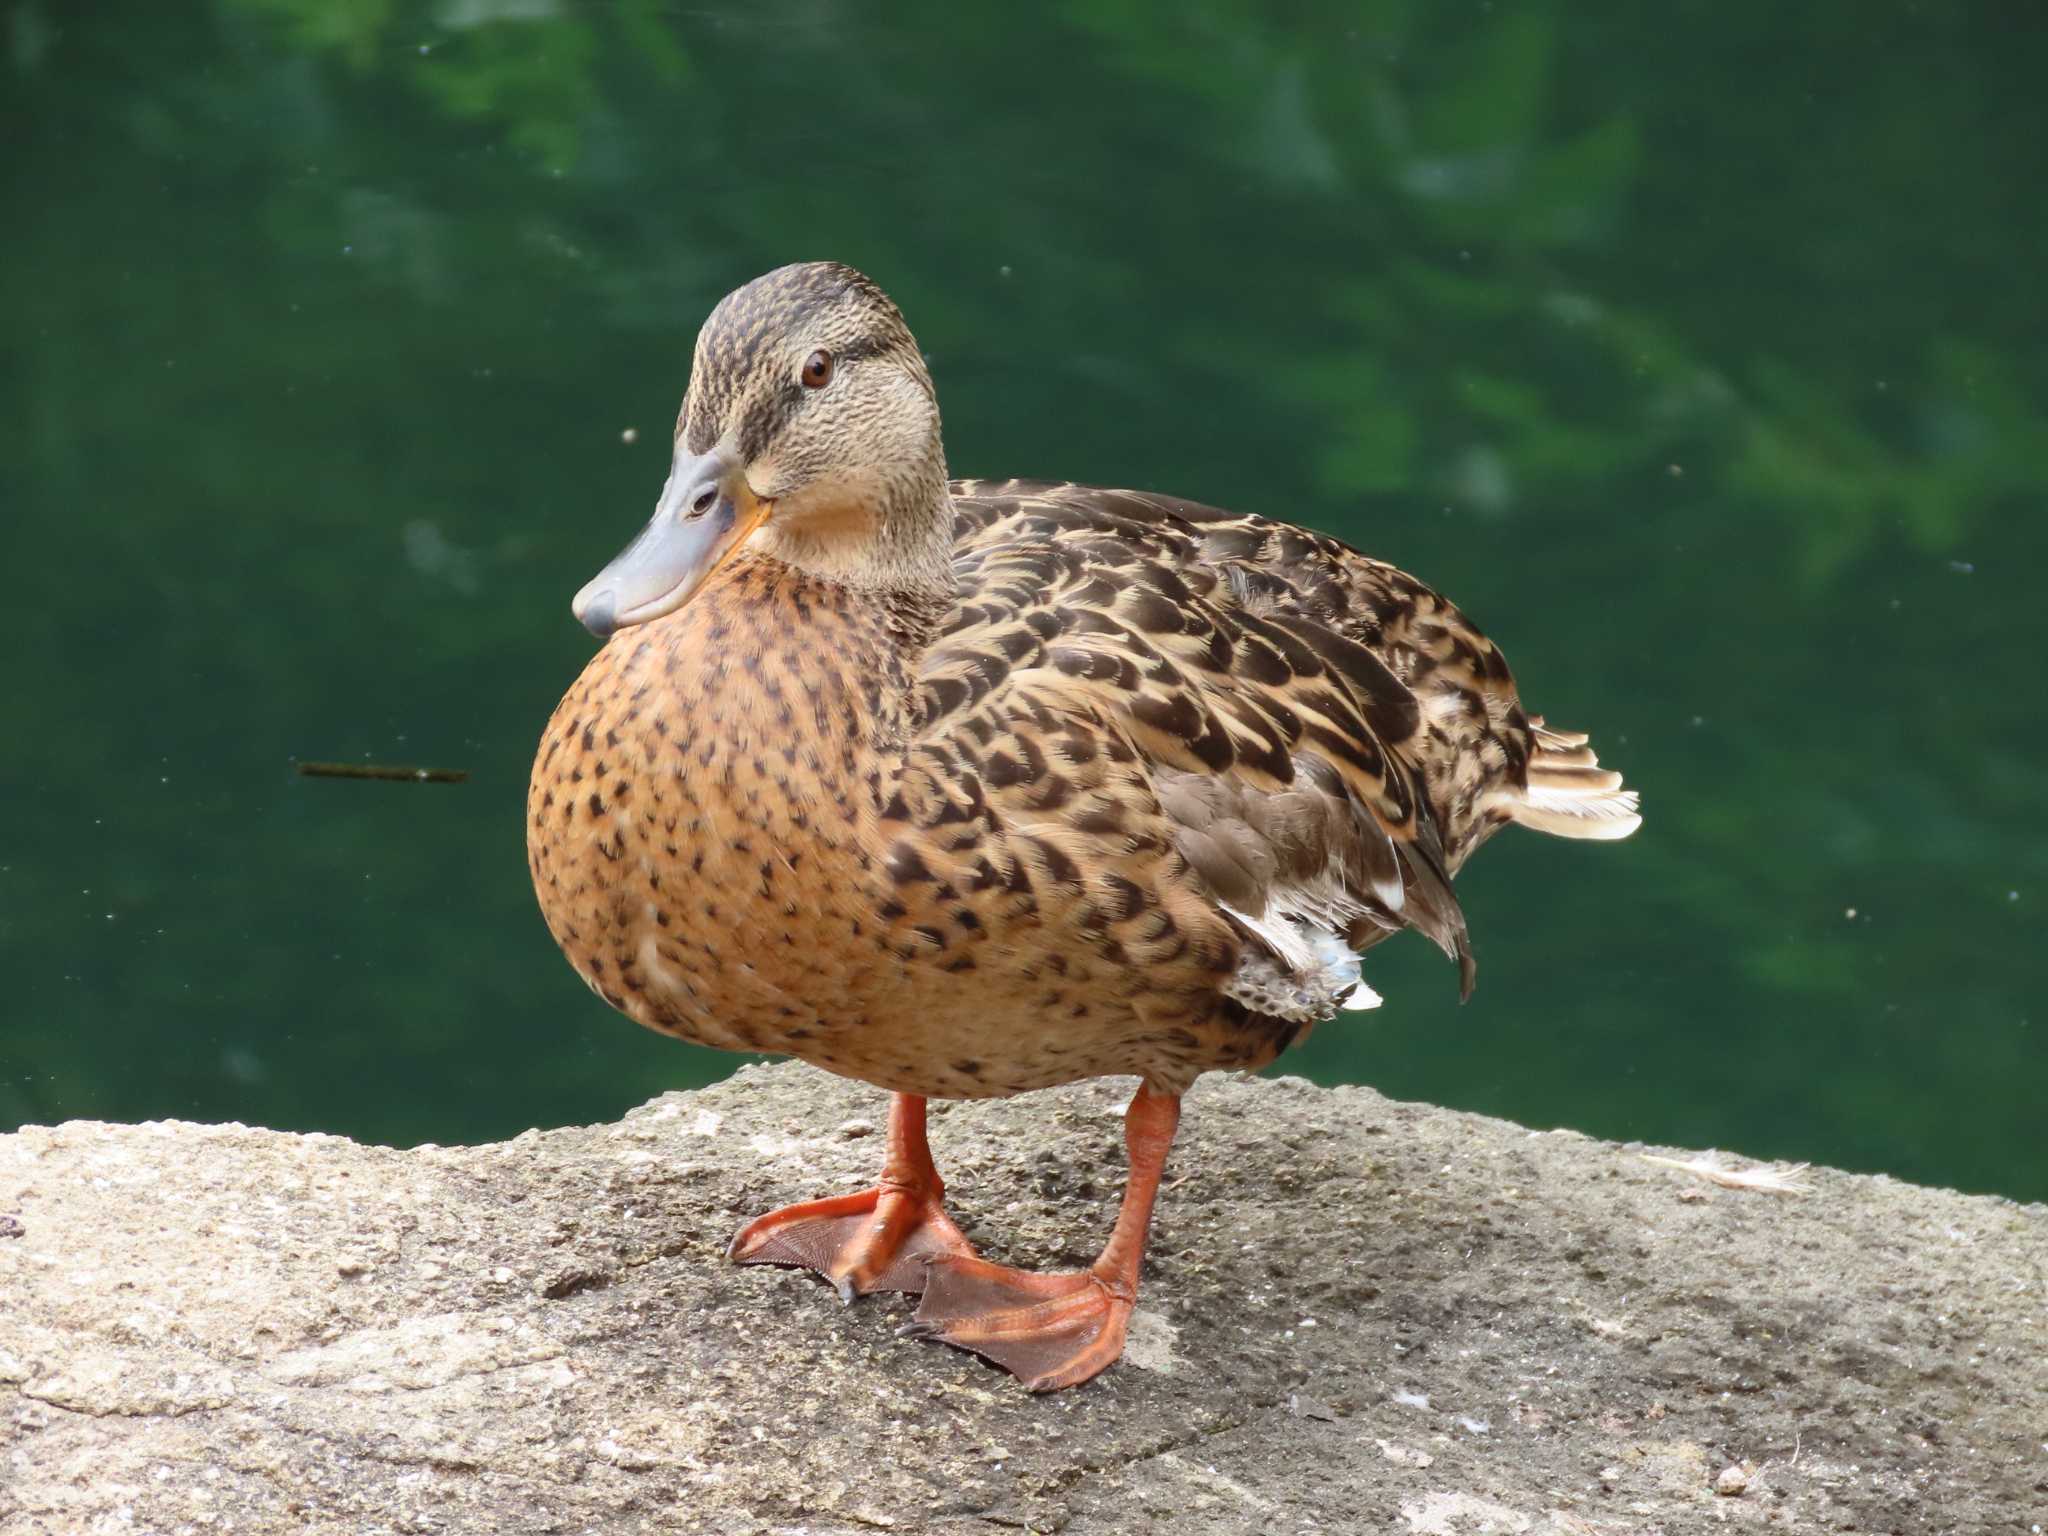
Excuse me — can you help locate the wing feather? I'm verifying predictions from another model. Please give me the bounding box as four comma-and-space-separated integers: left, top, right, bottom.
923, 479, 1635, 1011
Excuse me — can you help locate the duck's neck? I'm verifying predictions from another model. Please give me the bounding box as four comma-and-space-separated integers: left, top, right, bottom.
683, 550, 948, 755
751, 462, 957, 607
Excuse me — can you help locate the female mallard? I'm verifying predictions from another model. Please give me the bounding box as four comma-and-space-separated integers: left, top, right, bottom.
527, 262, 1639, 1392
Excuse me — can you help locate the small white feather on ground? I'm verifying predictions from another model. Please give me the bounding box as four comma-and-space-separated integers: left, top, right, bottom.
1639, 1153, 1813, 1195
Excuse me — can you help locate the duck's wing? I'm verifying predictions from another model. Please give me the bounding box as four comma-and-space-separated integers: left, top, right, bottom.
906, 478, 1638, 1013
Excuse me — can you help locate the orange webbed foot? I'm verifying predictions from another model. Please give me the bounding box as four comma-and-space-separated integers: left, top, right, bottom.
901, 1254, 1134, 1392
728, 1181, 975, 1300
900, 1081, 1182, 1393
727, 1093, 975, 1300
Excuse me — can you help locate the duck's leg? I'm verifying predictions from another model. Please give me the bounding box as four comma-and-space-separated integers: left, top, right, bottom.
727, 1093, 976, 1300
903, 1081, 1180, 1392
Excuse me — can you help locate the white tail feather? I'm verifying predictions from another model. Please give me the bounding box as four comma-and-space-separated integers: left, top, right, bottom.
1341, 979, 1383, 1011
1507, 719, 1643, 841
1515, 785, 1643, 839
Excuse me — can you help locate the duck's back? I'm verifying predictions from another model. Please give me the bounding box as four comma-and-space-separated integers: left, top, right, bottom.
916, 478, 1640, 1013
948, 480, 1552, 860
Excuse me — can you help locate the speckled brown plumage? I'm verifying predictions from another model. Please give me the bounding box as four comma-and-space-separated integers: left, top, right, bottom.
525, 261, 1640, 1391
529, 476, 1634, 1095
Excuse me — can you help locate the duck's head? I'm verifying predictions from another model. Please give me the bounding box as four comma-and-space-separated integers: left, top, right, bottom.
573, 262, 950, 639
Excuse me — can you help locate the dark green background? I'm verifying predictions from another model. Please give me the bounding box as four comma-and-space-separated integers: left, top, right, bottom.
6, 2, 2043, 1199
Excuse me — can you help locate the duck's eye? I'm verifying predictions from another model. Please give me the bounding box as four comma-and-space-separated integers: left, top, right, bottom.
800, 349, 834, 390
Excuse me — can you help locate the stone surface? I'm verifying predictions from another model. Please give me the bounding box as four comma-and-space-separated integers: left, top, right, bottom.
2, 1063, 2044, 1534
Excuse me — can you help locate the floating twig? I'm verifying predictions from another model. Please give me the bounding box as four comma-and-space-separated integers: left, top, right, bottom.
296, 761, 470, 784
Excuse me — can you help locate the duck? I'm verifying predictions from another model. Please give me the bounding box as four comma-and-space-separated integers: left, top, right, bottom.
526, 261, 1640, 1393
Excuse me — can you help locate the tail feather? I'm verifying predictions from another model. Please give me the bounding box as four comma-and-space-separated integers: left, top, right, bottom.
1508, 718, 1643, 841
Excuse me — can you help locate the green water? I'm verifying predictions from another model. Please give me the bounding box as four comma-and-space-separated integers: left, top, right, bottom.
6, 2, 2044, 1200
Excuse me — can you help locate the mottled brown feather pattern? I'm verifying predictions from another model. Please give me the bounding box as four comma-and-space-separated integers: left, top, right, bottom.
940, 479, 1540, 993
529, 473, 1633, 1096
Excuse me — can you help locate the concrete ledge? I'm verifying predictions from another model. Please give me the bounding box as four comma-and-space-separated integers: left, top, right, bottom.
2, 1063, 2043, 1533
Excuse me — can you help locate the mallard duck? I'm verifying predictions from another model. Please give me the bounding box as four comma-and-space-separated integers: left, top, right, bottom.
526, 262, 1640, 1392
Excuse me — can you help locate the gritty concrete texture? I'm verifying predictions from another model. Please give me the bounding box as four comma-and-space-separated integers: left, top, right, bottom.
2, 1064, 2044, 1535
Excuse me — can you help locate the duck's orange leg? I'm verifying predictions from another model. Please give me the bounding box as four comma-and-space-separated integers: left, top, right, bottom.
727, 1093, 976, 1300
903, 1081, 1181, 1392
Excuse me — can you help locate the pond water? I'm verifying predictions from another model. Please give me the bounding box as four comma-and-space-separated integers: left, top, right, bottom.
6, 2, 2044, 1199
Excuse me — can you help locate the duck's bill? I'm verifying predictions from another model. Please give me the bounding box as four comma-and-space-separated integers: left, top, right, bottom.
571, 443, 771, 639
